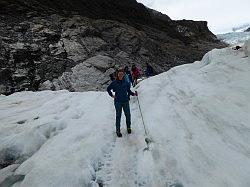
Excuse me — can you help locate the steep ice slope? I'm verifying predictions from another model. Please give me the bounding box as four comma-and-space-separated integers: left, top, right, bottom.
137, 41, 250, 186
0, 40, 250, 187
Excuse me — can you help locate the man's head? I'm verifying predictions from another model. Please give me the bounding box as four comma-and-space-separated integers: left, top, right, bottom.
124, 66, 129, 72
116, 69, 124, 80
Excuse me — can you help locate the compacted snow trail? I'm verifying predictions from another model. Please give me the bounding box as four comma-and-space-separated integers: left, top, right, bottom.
95, 95, 183, 187
94, 97, 176, 187
1, 40, 250, 187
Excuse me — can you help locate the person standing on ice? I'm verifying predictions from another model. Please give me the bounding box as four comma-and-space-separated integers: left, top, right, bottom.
145, 63, 154, 77
107, 69, 138, 137
131, 64, 140, 87
124, 66, 132, 86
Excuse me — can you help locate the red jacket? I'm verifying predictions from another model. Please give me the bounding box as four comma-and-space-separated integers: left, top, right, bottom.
132, 67, 140, 79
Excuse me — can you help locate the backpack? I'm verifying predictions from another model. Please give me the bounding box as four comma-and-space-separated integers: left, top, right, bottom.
124, 74, 130, 85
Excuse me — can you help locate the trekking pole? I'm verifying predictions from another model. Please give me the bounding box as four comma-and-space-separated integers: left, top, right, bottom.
136, 94, 147, 135
136, 91, 153, 151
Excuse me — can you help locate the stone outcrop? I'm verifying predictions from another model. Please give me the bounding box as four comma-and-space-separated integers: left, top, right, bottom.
245, 27, 250, 32
0, 0, 227, 95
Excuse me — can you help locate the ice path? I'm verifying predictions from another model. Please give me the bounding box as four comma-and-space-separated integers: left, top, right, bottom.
90, 93, 183, 187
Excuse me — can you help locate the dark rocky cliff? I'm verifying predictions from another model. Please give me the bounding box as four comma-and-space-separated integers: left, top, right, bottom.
0, 0, 226, 94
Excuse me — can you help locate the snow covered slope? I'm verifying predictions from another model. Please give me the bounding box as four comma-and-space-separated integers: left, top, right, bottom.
0, 40, 250, 187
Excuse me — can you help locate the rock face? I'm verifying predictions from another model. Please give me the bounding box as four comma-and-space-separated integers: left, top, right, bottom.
245, 27, 250, 32
0, 0, 227, 95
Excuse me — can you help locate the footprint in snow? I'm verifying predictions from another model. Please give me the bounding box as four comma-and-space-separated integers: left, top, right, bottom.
16, 120, 27, 124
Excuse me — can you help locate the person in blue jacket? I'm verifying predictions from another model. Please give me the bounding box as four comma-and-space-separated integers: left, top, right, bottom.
107, 69, 138, 137
145, 63, 154, 77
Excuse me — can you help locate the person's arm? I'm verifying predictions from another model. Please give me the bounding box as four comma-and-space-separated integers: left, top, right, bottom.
127, 84, 137, 96
107, 82, 115, 97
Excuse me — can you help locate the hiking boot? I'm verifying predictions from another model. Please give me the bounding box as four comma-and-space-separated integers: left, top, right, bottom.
127, 128, 132, 134
116, 131, 122, 137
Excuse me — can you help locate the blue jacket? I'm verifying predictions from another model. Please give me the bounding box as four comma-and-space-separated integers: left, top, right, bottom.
107, 79, 135, 103
146, 65, 154, 77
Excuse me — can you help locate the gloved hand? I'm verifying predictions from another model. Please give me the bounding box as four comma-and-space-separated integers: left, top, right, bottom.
134, 91, 138, 96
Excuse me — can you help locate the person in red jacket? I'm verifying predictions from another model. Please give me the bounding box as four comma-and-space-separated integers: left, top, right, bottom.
131, 64, 140, 87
